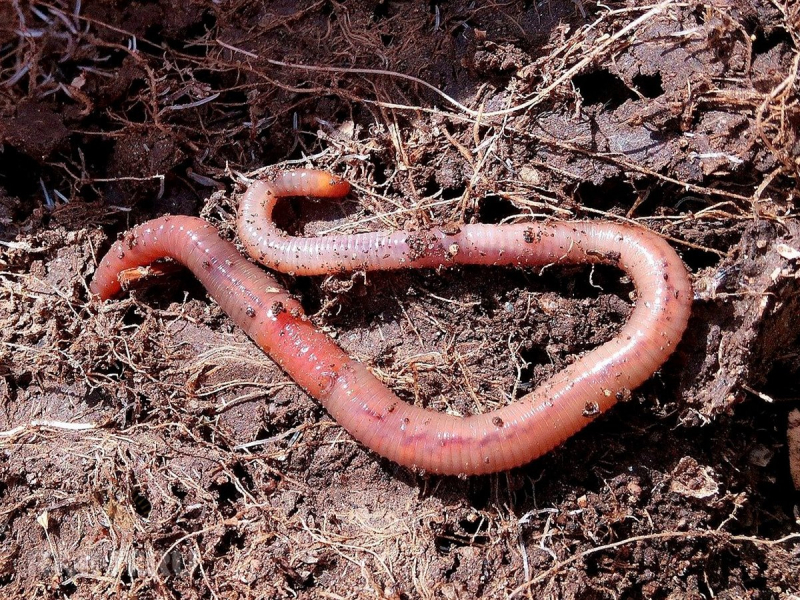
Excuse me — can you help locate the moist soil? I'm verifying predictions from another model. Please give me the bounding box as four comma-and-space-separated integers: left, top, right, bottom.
1, 1, 800, 598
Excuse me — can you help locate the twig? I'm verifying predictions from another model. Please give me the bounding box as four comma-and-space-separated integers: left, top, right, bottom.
0, 419, 98, 439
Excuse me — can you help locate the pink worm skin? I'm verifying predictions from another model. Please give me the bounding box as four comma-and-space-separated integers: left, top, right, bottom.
92, 170, 692, 476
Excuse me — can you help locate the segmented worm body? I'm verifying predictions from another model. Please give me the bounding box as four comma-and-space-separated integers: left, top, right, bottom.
92, 170, 692, 475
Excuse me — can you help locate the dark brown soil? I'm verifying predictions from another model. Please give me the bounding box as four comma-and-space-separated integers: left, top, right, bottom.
1, 1, 800, 598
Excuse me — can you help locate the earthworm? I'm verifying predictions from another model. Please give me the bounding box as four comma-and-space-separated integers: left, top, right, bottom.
92, 170, 692, 476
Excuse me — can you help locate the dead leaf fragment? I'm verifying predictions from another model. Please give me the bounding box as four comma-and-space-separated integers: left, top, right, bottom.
669, 456, 719, 499
776, 244, 800, 260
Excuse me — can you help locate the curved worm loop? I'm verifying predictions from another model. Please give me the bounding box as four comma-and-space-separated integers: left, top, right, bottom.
92, 170, 692, 475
